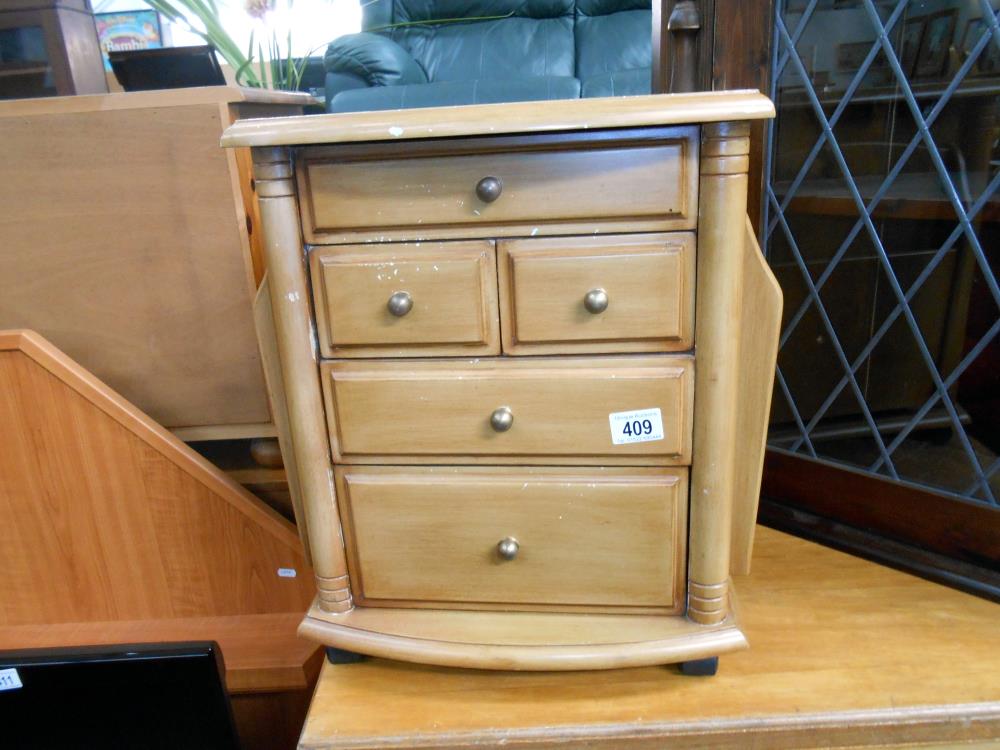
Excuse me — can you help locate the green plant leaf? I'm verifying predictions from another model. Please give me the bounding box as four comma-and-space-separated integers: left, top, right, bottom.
367, 10, 515, 34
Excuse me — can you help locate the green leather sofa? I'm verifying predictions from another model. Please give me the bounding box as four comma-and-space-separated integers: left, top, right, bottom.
324, 0, 651, 113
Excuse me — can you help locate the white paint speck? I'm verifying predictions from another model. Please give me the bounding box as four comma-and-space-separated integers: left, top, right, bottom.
388, 126, 404, 137
286, 291, 300, 302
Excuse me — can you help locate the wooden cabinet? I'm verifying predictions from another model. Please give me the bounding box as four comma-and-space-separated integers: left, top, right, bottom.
0, 0, 106, 100
0, 86, 316, 440
226, 91, 781, 671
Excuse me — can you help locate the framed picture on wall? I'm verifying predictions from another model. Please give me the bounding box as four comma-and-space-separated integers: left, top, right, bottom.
836, 39, 891, 87
914, 9, 958, 78
981, 29, 1000, 75
961, 17, 999, 76
899, 17, 925, 77
837, 41, 871, 71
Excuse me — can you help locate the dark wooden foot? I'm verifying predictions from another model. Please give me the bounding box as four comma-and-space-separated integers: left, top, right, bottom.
325, 646, 367, 664
678, 656, 718, 676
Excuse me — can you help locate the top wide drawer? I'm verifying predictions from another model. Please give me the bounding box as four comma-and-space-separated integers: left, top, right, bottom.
298, 127, 699, 243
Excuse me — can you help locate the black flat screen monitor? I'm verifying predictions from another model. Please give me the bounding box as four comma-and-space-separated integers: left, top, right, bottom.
0, 641, 240, 749
109, 45, 226, 91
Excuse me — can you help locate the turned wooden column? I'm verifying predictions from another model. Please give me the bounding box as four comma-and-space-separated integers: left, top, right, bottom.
688, 121, 751, 625
252, 146, 352, 613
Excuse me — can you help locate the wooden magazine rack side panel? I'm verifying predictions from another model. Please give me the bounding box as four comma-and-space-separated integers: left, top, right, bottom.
254, 275, 312, 566
0, 330, 315, 626
731, 217, 783, 575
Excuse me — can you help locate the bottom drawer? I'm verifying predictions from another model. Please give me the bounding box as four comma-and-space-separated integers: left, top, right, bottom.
335, 466, 687, 613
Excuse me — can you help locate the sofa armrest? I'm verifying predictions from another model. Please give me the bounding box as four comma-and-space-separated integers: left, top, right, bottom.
324, 32, 427, 89
324, 71, 369, 110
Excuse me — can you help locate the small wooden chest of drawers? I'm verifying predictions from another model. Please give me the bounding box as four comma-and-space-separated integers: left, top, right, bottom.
224, 91, 780, 672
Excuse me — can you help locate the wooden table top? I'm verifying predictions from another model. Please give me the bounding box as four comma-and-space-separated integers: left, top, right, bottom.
0, 85, 318, 117
0, 613, 321, 694
298, 526, 1000, 749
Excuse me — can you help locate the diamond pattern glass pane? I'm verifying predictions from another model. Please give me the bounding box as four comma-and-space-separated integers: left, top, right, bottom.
765, 0, 1000, 506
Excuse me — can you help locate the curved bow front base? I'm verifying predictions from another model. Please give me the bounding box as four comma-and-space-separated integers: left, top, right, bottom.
298, 596, 747, 672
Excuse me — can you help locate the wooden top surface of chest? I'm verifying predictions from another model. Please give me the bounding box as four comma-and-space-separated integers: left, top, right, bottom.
222, 90, 774, 148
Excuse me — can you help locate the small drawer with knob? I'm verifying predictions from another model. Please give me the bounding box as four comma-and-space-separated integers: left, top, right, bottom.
309, 241, 500, 358
296, 127, 698, 243
498, 233, 696, 355
334, 466, 687, 612
321, 355, 693, 465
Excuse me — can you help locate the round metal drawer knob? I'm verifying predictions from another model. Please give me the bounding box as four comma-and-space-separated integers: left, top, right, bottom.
584, 288, 609, 314
475, 175, 503, 203
490, 406, 513, 432
497, 537, 519, 561
387, 291, 413, 317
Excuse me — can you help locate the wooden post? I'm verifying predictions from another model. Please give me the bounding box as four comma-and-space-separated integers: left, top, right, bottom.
667, 1, 701, 94
652, 1, 670, 94
688, 121, 751, 625
653, 0, 712, 94
252, 146, 352, 613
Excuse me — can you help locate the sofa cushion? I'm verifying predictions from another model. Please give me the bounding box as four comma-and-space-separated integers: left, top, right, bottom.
370, 1, 576, 83
323, 32, 428, 87
388, 0, 572, 22
328, 75, 581, 113
400, 18, 576, 82
361, 0, 394, 29
580, 66, 650, 98
575, 1, 651, 81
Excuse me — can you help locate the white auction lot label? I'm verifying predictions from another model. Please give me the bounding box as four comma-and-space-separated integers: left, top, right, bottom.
0, 668, 23, 691
609, 408, 665, 445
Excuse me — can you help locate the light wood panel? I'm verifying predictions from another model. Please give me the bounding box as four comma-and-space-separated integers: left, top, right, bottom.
0, 92, 277, 431
301, 130, 697, 237
0, 85, 315, 117
498, 233, 696, 354
171, 422, 278, 442
221, 90, 775, 147
254, 275, 311, 564
336, 466, 686, 613
310, 241, 499, 358
297, 527, 1000, 749
232, 140, 268, 286
0, 329, 315, 625
322, 356, 694, 464
731, 218, 782, 575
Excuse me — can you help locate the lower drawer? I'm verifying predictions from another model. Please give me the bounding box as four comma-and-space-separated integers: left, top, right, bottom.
335, 466, 687, 613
